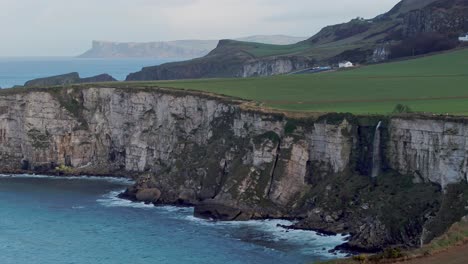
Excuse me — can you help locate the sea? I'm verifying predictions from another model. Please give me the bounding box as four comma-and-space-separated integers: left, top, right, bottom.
0, 175, 347, 264
0, 57, 177, 88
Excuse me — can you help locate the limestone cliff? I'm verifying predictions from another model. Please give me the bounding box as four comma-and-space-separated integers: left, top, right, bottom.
0, 87, 466, 252
125, 42, 315, 80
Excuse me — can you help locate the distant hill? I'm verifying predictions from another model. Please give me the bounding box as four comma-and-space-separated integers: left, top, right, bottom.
78, 35, 307, 59
126, 0, 468, 81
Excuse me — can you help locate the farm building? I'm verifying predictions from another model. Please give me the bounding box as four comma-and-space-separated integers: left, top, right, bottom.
339, 61, 354, 68
459, 33, 468, 42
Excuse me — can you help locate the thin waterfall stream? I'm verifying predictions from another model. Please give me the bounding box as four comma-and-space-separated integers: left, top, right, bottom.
371, 121, 382, 178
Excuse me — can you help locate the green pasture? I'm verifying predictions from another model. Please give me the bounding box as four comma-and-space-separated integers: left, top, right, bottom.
134, 49, 468, 114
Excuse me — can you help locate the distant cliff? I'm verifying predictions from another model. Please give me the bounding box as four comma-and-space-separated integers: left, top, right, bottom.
126, 0, 468, 81
0, 85, 467, 252
78, 35, 307, 59
126, 41, 315, 80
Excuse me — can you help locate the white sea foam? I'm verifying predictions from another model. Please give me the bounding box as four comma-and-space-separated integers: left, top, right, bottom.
0, 173, 134, 185
97, 190, 155, 209
184, 216, 349, 257
97, 190, 348, 258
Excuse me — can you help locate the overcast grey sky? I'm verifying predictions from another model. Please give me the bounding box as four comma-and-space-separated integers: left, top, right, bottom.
0, 0, 400, 56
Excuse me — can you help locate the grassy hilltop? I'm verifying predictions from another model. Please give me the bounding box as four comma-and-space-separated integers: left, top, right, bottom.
126, 0, 468, 81
131, 48, 468, 115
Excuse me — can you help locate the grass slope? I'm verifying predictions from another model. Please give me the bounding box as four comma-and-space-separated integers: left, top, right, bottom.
133, 48, 468, 114
320, 217, 468, 264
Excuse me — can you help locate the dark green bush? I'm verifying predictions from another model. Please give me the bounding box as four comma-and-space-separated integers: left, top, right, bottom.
392, 104, 413, 113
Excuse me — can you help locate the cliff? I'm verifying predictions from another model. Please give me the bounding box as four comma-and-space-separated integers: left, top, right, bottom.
126, 41, 315, 80
78, 36, 307, 59
126, 0, 468, 81
0, 86, 467, 252
24, 72, 116, 87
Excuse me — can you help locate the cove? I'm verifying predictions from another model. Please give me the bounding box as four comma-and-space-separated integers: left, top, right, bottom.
0, 175, 346, 264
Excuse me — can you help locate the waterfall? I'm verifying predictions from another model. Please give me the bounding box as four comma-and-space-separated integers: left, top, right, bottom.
371, 121, 382, 178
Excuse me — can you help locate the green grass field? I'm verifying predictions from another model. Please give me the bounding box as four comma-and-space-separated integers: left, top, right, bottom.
136, 48, 468, 114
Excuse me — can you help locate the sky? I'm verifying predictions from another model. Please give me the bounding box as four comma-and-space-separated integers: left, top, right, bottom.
0, 0, 400, 56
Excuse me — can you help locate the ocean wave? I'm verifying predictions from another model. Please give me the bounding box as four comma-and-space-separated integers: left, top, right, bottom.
97, 190, 348, 258
183, 216, 349, 257
97, 190, 195, 214
97, 190, 155, 209
0, 173, 134, 185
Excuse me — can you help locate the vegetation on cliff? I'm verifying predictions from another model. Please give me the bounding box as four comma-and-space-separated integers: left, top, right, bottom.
321, 216, 468, 264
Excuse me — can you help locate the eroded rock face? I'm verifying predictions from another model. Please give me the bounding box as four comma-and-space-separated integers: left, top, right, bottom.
242, 57, 314, 77
387, 118, 468, 187
0, 87, 467, 252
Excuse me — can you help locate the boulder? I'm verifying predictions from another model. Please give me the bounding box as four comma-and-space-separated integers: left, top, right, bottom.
178, 189, 197, 205
194, 203, 251, 221
135, 188, 161, 204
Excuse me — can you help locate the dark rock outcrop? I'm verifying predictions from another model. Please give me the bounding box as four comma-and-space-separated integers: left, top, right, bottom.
135, 188, 161, 204
79, 74, 116, 83
24, 72, 81, 87
194, 204, 250, 221
24, 72, 116, 87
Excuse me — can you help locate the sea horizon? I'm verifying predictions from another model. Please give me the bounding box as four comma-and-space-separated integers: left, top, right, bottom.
0, 57, 181, 88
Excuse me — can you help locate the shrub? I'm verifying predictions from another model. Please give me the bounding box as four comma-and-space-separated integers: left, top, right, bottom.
284, 120, 298, 134
382, 247, 403, 259
352, 254, 368, 263
392, 104, 413, 113
55, 164, 74, 174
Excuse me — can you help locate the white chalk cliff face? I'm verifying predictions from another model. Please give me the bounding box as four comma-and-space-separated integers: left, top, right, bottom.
242, 57, 313, 77
0, 86, 466, 251
387, 118, 468, 187
0, 88, 466, 193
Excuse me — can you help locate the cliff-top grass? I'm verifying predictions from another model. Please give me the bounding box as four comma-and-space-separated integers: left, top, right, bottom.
130, 48, 468, 115
1, 48, 467, 115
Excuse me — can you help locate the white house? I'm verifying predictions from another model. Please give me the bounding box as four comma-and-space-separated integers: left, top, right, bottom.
339, 61, 354, 68
459, 33, 468, 42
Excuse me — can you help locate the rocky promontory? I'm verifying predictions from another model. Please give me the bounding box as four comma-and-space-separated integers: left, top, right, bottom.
24, 72, 116, 87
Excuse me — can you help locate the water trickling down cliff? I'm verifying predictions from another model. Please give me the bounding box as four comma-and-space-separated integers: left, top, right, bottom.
0, 86, 467, 252
371, 121, 382, 178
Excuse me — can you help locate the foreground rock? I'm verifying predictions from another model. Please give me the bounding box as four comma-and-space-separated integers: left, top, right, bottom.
24, 72, 116, 87
0, 86, 467, 252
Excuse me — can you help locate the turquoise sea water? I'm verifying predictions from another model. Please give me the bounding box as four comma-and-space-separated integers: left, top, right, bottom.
0, 175, 346, 264
0, 57, 174, 88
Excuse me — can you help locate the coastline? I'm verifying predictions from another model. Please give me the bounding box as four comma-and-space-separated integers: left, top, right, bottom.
0, 172, 350, 262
